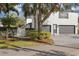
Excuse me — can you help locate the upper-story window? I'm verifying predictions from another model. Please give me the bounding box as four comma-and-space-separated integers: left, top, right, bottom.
59, 12, 68, 19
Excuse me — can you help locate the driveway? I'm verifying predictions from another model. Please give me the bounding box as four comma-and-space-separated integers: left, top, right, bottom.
54, 34, 79, 49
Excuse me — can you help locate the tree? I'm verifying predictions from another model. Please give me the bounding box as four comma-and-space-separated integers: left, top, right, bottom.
1, 13, 25, 39
0, 3, 19, 14
60, 3, 79, 12
22, 3, 60, 39
0, 3, 19, 39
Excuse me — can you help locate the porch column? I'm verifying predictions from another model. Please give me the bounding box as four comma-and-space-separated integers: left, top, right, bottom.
57, 25, 59, 35
75, 25, 78, 34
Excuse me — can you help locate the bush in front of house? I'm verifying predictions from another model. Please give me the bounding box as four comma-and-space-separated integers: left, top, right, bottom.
7, 38, 17, 41
39, 32, 51, 39
26, 30, 54, 44
39, 31, 54, 44
26, 30, 38, 40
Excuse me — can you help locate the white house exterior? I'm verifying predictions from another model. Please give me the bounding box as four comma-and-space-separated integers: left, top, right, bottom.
42, 12, 78, 35
27, 12, 78, 35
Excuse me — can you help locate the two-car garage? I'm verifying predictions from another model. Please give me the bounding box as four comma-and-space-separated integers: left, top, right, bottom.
42, 25, 76, 34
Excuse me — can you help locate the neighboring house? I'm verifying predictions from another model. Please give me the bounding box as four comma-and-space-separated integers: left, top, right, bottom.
25, 18, 33, 28
30, 12, 78, 35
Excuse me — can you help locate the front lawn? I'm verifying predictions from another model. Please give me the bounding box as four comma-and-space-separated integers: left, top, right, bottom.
9, 41, 39, 47
0, 39, 40, 49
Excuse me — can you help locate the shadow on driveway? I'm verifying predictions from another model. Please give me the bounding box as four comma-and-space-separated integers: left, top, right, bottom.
2, 43, 67, 56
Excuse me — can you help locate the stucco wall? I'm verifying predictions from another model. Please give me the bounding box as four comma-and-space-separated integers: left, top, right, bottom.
43, 12, 78, 25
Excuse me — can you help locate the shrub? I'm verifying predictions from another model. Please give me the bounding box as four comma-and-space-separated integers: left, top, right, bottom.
26, 30, 54, 44
39, 32, 54, 44
26, 30, 38, 40
7, 38, 17, 41
40, 32, 51, 40
26, 30, 51, 40
26, 30, 51, 39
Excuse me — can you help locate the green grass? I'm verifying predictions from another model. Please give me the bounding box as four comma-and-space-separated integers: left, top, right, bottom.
0, 39, 39, 49
0, 44, 8, 48
9, 41, 38, 47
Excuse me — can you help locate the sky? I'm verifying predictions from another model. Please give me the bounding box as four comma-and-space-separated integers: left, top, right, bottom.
14, 4, 24, 17
0, 12, 5, 18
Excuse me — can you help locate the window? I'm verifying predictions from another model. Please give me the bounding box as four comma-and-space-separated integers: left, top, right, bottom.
59, 12, 68, 19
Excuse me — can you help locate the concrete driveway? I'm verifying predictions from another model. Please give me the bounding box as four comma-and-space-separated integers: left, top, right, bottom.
54, 34, 79, 49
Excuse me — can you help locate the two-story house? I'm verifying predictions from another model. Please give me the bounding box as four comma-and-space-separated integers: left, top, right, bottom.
42, 12, 78, 35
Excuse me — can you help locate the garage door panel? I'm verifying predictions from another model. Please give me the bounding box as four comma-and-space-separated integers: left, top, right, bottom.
42, 25, 51, 32
59, 25, 75, 34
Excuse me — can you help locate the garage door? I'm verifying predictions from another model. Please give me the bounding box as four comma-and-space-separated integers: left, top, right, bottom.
42, 25, 51, 32
59, 25, 75, 34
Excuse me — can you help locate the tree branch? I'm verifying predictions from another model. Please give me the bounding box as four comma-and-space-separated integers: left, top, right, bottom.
41, 10, 52, 23
41, 3, 60, 23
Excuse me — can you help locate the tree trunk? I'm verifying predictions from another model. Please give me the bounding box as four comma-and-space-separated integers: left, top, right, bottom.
34, 15, 36, 29
34, 9, 39, 30
6, 28, 9, 40
37, 4, 42, 39
12, 29, 14, 37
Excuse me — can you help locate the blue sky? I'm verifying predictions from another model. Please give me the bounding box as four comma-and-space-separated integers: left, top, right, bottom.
0, 12, 5, 18
14, 4, 24, 17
